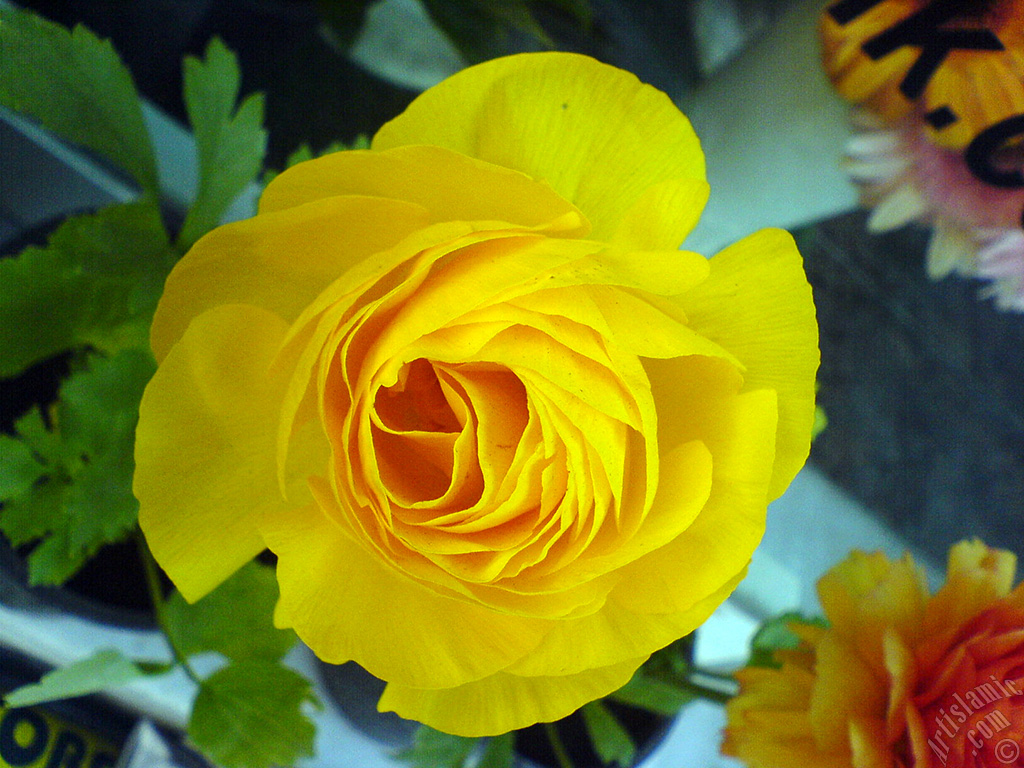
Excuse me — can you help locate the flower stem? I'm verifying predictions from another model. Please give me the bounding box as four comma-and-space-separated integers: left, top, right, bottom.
690, 667, 738, 686
136, 529, 201, 685
683, 668, 738, 704
682, 680, 733, 705
543, 722, 575, 768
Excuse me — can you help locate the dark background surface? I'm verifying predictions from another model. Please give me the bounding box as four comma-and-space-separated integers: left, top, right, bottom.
802, 212, 1024, 565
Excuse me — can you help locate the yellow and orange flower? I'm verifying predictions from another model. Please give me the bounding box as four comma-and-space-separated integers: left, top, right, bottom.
723, 540, 1024, 767
821, 0, 1024, 150
133, 52, 819, 736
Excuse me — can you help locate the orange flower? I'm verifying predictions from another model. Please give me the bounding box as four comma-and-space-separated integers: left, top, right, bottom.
723, 540, 1024, 767
820, 0, 1024, 150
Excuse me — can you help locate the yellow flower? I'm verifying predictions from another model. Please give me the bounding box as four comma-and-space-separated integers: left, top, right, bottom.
723, 540, 1024, 768
134, 52, 819, 737
820, 0, 1024, 150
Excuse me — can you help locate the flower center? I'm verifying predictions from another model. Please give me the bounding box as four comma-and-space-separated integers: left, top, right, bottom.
911, 607, 1024, 766
370, 358, 471, 506
374, 357, 461, 434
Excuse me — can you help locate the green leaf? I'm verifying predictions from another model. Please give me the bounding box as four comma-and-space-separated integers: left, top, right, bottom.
284, 137, 368, 166
747, 612, 827, 669
57, 347, 156, 453
164, 561, 296, 663
0, 351, 155, 586
0, 464, 66, 548
481, 0, 553, 42
0, 7, 159, 197
0, 407, 73, 549
177, 38, 267, 250
282, 143, 316, 169
43, 199, 169, 278
23, 525, 87, 586
0, 246, 89, 377
188, 661, 318, 768
608, 669, 698, 717
477, 733, 515, 768
419, 0, 592, 63
645, 635, 695, 680
426, 0, 597, 62
61, 421, 137, 555
3, 649, 149, 708
398, 725, 479, 768
11, 406, 63, 462
0, 203, 170, 378
581, 702, 635, 768
0, 433, 45, 498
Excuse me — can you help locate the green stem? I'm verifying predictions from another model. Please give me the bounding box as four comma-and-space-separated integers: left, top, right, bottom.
137, 530, 201, 685
689, 667, 738, 685
681, 675, 736, 705
544, 722, 575, 768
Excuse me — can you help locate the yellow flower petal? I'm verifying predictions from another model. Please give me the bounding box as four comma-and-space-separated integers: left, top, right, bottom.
614, 377, 779, 617
503, 559, 741, 678
487, 245, 712, 304
150, 195, 431, 362
923, 539, 1017, 638
271, 221, 502, 493
848, 715, 892, 768
272, 224, 600, 504
611, 177, 710, 250
678, 227, 818, 500
135, 305, 321, 602
732, 664, 814, 713
578, 284, 740, 363
372, 52, 705, 248
441, 325, 642, 431
340, 233, 610, 396
377, 656, 643, 737
882, 629, 916, 740
726, 656, 854, 768
816, 550, 929, 676
809, 635, 887, 754
260, 144, 589, 237
262, 483, 550, 690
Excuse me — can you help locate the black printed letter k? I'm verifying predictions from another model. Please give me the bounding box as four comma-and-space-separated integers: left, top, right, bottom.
861, 0, 1004, 100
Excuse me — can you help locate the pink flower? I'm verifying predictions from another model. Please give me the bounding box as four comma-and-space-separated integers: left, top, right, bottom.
843, 109, 1024, 311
